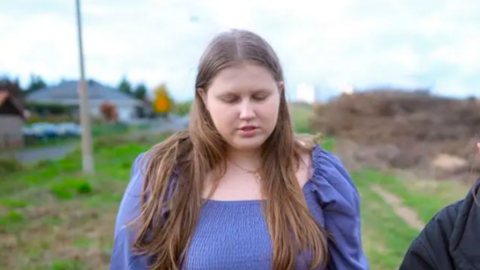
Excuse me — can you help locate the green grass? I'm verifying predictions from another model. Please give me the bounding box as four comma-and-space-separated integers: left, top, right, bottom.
15, 123, 147, 150
290, 102, 313, 134
352, 169, 467, 269
0, 132, 172, 270
354, 169, 468, 223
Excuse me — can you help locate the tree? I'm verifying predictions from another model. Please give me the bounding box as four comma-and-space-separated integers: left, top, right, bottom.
118, 76, 132, 95
133, 84, 147, 100
152, 84, 172, 114
26, 74, 47, 93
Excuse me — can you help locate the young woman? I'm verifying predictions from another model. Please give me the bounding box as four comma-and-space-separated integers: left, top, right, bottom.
109, 29, 369, 270
398, 144, 480, 270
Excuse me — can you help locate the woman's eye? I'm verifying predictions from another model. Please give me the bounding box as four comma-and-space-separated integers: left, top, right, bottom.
222, 96, 238, 103
253, 94, 268, 101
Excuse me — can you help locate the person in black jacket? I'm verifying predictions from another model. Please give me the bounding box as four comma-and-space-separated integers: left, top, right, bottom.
399, 144, 480, 270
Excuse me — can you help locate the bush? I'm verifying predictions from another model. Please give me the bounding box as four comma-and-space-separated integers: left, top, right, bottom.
26, 103, 70, 114
171, 101, 192, 116
26, 114, 77, 124
50, 179, 93, 199
0, 158, 23, 175
34, 159, 56, 169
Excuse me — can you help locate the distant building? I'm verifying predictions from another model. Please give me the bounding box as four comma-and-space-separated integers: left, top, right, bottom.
0, 91, 25, 148
26, 80, 147, 123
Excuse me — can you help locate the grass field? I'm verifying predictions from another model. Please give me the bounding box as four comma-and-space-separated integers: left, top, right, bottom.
0, 134, 171, 270
0, 106, 471, 269
290, 102, 313, 134
354, 169, 468, 269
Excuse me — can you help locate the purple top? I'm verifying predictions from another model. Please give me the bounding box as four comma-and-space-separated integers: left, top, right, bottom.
109, 145, 370, 270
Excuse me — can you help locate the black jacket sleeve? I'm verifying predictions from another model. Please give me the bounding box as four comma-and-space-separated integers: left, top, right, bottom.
398, 202, 462, 270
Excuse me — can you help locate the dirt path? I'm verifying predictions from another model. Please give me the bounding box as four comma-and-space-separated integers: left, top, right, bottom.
334, 139, 426, 230
371, 185, 425, 230
3, 143, 79, 164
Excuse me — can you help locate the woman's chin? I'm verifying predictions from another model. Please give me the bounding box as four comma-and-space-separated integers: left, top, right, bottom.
229, 136, 266, 152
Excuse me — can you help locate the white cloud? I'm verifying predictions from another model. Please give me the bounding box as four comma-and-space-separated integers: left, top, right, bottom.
1, 0, 479, 101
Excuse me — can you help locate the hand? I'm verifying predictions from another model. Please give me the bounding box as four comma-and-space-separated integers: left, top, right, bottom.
477, 143, 480, 154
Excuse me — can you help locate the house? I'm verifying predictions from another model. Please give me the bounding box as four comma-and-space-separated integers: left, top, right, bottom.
0, 91, 25, 148
0, 79, 25, 105
25, 79, 147, 123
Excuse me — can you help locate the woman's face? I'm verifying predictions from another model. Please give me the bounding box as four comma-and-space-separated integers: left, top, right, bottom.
201, 63, 282, 152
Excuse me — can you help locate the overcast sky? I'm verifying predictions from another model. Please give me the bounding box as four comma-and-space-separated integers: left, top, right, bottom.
1, 0, 480, 101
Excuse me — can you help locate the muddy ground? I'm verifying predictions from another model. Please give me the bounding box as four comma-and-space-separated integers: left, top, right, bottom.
311, 89, 480, 182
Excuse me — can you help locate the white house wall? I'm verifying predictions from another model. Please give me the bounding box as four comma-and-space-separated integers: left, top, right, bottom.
0, 116, 24, 148
89, 104, 138, 122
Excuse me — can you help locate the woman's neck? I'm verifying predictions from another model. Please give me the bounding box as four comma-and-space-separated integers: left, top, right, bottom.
226, 148, 262, 171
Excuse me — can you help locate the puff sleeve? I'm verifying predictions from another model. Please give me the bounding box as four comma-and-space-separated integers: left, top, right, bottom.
308, 146, 370, 270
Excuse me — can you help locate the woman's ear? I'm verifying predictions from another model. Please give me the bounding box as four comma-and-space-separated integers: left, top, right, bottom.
278, 81, 285, 93
198, 88, 208, 110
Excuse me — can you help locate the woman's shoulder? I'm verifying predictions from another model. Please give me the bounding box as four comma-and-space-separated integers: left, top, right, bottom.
115, 151, 178, 234
306, 144, 359, 204
295, 134, 357, 193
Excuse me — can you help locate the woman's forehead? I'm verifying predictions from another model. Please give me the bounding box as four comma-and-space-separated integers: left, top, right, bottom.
208, 64, 277, 94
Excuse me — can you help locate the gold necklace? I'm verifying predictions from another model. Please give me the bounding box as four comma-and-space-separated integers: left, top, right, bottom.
230, 161, 262, 181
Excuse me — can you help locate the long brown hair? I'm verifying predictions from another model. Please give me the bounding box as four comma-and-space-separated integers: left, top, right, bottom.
131, 29, 329, 270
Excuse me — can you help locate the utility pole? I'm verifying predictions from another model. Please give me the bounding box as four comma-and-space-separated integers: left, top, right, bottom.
75, 0, 94, 173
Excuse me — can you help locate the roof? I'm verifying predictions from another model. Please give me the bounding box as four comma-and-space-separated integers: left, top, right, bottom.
0, 91, 25, 118
0, 92, 7, 105
25, 80, 144, 106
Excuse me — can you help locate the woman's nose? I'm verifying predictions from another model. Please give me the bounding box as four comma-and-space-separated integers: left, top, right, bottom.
239, 101, 255, 120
